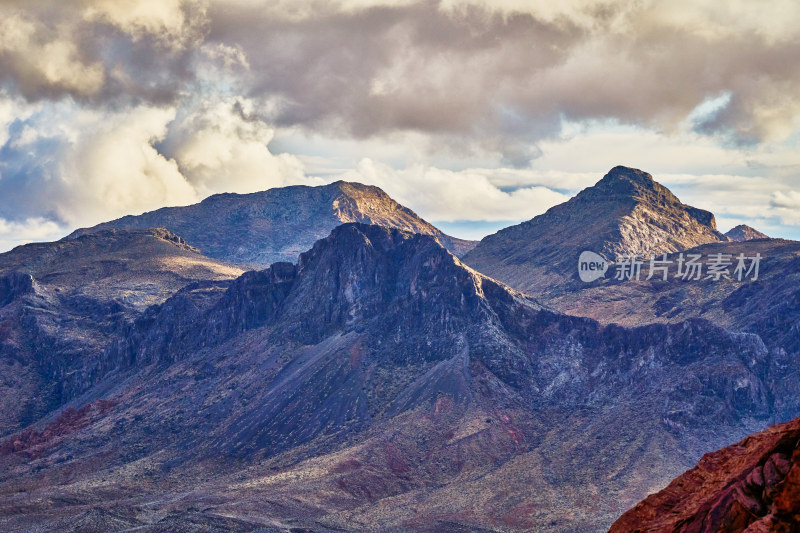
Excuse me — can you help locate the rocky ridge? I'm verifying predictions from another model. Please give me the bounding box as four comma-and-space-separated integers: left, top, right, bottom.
538, 237, 800, 423
0, 228, 242, 437
462, 166, 727, 294
68, 181, 476, 267
726, 224, 770, 242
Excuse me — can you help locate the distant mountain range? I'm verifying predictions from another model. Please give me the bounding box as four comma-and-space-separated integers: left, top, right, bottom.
67, 181, 476, 267
0, 167, 797, 532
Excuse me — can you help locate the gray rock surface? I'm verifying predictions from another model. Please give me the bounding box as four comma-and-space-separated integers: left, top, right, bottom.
68, 181, 476, 267
725, 224, 769, 242
462, 165, 727, 294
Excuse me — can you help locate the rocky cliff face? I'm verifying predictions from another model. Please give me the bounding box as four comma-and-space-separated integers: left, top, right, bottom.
0, 228, 242, 437
538, 238, 800, 423
726, 224, 770, 242
0, 271, 36, 307
462, 166, 727, 294
1, 223, 797, 532
611, 415, 800, 532
67, 181, 476, 267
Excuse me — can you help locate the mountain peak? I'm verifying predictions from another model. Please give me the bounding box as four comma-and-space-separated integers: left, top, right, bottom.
592, 165, 677, 203
120, 222, 511, 369
67, 182, 476, 267
725, 224, 769, 242
329, 179, 382, 193
601, 165, 658, 187
462, 166, 727, 294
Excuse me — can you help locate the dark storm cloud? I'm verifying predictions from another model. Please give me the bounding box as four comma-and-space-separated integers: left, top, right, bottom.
208, 1, 583, 141
200, 0, 800, 145
0, 0, 206, 105
2, 1, 799, 146
0, 119, 65, 224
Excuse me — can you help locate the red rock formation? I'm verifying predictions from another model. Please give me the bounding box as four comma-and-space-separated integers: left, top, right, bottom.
0, 399, 116, 459
610, 416, 800, 532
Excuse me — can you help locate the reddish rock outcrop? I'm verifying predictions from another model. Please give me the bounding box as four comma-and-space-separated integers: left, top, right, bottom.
610, 416, 800, 532
0, 399, 116, 459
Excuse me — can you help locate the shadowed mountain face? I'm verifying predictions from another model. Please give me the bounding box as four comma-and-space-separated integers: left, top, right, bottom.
611, 415, 800, 532
726, 224, 770, 242
527, 238, 800, 421
462, 166, 727, 294
0, 228, 243, 437
67, 181, 476, 267
2, 223, 799, 532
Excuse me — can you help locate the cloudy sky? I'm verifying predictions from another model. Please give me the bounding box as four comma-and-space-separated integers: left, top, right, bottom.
1, 0, 799, 251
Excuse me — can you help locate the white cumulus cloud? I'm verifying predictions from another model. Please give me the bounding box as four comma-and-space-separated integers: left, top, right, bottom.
0, 217, 65, 252
341, 159, 570, 223
161, 97, 308, 198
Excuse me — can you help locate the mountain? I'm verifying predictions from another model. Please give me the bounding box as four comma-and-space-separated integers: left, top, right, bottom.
462, 166, 727, 294
2, 223, 798, 532
544, 237, 800, 335
67, 181, 476, 267
0, 228, 242, 437
611, 415, 800, 532
537, 237, 800, 420
726, 224, 770, 242
459, 167, 800, 379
